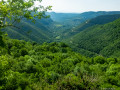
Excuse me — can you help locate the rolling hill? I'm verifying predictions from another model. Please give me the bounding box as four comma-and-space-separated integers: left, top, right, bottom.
60, 14, 120, 40
47, 11, 120, 27
65, 18, 120, 57
46, 12, 80, 23
1, 11, 120, 90
51, 11, 120, 41
2, 11, 120, 44
2, 18, 54, 43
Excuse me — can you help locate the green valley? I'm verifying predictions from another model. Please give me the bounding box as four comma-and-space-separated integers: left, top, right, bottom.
0, 0, 120, 89
64, 17, 120, 58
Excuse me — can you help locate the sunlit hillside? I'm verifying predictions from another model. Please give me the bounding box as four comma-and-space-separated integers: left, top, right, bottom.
0, 0, 120, 89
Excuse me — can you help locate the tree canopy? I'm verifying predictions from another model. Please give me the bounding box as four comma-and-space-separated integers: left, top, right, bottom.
0, 0, 52, 28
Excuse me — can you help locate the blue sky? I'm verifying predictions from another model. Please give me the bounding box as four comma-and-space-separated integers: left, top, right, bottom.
39, 0, 120, 13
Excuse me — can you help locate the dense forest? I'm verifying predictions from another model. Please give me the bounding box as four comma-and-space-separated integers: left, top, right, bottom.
0, 37, 120, 89
0, 0, 120, 89
65, 18, 120, 57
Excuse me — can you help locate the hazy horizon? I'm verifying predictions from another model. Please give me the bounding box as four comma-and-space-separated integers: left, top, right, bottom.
39, 0, 120, 13
47, 11, 120, 14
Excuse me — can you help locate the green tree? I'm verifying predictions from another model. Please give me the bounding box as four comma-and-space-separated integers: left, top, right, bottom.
0, 0, 52, 47
19, 48, 28, 56
0, 0, 52, 28
94, 56, 106, 64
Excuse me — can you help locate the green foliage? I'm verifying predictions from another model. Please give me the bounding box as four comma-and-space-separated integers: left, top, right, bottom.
65, 18, 120, 58
0, 0, 53, 44
3, 17, 54, 44
53, 11, 120, 41
94, 56, 106, 64
58, 74, 84, 90
0, 0, 51, 28
1, 11, 120, 89
0, 38, 120, 89
19, 48, 28, 56
0, 35, 4, 47
44, 71, 60, 84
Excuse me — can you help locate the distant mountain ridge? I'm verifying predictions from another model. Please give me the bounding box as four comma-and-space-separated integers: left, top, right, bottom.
47, 11, 120, 26
46, 12, 80, 22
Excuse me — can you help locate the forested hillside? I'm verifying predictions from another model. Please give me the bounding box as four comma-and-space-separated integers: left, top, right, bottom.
3, 11, 120, 43
2, 18, 54, 43
65, 18, 120, 57
57, 14, 120, 40
47, 11, 120, 26
51, 12, 120, 41
46, 12, 79, 23
1, 0, 120, 89
0, 37, 120, 89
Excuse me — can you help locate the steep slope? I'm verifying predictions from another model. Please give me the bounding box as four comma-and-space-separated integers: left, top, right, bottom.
60, 14, 120, 39
65, 18, 120, 57
68, 11, 120, 26
52, 11, 120, 41
2, 18, 54, 43
73, 14, 120, 32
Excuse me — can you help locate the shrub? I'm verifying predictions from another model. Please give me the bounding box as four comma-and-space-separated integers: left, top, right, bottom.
94, 56, 106, 64
19, 48, 28, 56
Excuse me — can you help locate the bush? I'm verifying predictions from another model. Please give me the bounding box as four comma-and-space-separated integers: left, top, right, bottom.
19, 48, 28, 56
94, 56, 106, 64
59, 42, 68, 47
49, 46, 58, 53
44, 71, 60, 84
58, 74, 84, 90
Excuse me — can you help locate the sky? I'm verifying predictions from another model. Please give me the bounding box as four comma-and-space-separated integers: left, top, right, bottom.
37, 0, 120, 13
